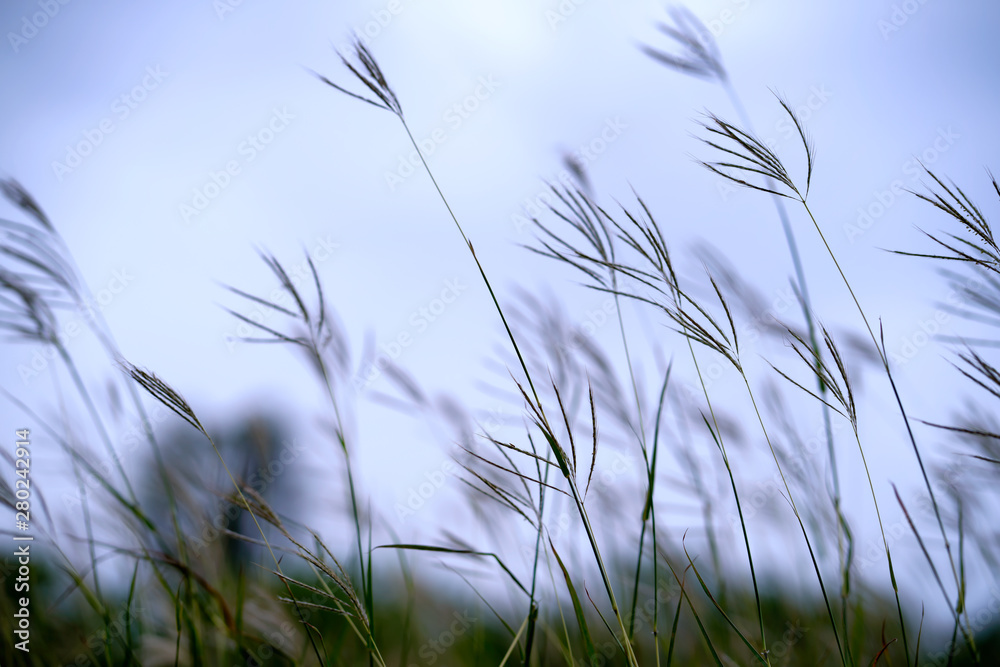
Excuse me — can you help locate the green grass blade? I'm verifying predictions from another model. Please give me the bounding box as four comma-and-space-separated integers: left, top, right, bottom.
550, 540, 599, 666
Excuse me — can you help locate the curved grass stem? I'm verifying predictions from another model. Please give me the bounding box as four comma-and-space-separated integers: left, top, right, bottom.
398, 111, 639, 667
798, 197, 976, 661
686, 339, 770, 665
739, 372, 848, 666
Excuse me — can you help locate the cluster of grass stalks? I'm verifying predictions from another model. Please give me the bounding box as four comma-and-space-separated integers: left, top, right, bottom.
3, 7, 1000, 666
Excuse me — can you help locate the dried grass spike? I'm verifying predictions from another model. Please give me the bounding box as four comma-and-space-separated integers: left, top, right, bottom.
0, 178, 52, 230
773, 91, 815, 197
313, 39, 403, 117
642, 6, 726, 82
122, 361, 207, 436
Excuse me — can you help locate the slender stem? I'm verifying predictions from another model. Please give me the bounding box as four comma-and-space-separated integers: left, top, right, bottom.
316, 352, 367, 600
852, 427, 910, 660
629, 519, 648, 638
721, 84, 821, 373
650, 498, 661, 667
800, 196, 982, 661
204, 430, 327, 664
398, 112, 639, 665
605, 228, 656, 641
687, 339, 769, 664
525, 443, 552, 666
311, 341, 387, 663
56, 343, 138, 503
51, 225, 193, 609
800, 202, 881, 358
647, 369, 672, 667
882, 352, 977, 657
399, 120, 543, 407
567, 475, 640, 667
74, 465, 113, 666
722, 80, 850, 609
801, 199, 964, 590
741, 373, 848, 666
612, 286, 648, 449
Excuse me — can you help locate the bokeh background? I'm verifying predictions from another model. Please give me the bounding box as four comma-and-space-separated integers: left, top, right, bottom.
2, 0, 1000, 662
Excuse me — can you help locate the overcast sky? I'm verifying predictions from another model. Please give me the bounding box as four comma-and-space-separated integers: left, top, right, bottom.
3, 0, 1000, 638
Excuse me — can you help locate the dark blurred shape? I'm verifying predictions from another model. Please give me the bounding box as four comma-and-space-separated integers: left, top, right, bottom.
137, 413, 300, 570
642, 5, 727, 82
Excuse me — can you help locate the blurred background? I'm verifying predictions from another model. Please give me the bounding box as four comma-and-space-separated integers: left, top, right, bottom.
2, 0, 1000, 664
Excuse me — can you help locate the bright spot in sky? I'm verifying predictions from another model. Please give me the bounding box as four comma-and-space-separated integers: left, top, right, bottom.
434, 1, 550, 63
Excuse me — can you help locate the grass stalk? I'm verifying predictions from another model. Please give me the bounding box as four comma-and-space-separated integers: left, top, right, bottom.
319, 41, 639, 665
687, 338, 769, 663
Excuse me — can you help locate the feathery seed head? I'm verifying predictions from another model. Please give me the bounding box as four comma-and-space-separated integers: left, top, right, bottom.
314, 39, 403, 118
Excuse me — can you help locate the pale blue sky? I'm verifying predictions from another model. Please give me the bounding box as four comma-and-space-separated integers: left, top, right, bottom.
3, 0, 1000, 637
